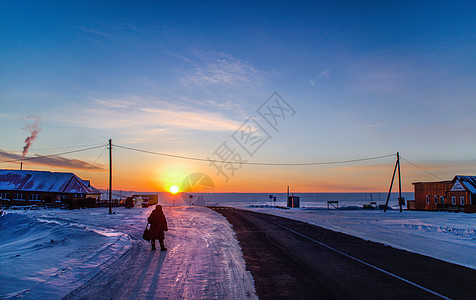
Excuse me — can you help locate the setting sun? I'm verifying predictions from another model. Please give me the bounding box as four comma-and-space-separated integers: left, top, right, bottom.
169, 185, 180, 194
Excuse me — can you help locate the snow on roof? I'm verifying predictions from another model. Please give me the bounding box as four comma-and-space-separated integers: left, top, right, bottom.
0, 169, 100, 195
455, 175, 476, 194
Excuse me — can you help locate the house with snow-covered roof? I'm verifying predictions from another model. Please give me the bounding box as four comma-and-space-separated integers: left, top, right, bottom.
446, 176, 476, 212
412, 175, 476, 213
0, 169, 101, 207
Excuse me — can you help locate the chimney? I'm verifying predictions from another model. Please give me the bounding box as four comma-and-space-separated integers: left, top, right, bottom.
20, 162, 23, 170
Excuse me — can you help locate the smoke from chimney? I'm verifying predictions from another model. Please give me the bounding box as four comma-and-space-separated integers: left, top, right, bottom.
22, 115, 41, 157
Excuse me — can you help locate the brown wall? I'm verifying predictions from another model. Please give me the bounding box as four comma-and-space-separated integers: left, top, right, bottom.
413, 181, 452, 210
0, 190, 97, 206
447, 191, 472, 206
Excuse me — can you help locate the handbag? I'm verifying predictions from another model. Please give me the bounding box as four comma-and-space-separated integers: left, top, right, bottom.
143, 223, 151, 241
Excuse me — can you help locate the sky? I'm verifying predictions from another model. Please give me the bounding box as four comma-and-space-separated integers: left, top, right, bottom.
0, 1, 475, 193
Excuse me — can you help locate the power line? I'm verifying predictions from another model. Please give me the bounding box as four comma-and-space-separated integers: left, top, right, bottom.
31, 143, 106, 152
0, 145, 107, 164
399, 156, 443, 180
114, 144, 396, 166
78, 146, 108, 176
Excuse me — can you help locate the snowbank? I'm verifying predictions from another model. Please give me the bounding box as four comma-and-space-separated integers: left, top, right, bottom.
0, 209, 131, 299
0, 206, 256, 299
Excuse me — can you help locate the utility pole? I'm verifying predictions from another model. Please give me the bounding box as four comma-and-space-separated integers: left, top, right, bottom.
287, 185, 290, 207
397, 152, 403, 213
109, 139, 112, 215
384, 152, 402, 213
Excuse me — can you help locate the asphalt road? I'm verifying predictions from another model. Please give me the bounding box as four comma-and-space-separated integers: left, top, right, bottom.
210, 207, 476, 300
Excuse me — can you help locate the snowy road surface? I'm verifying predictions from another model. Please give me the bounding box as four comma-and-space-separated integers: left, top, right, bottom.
2, 202, 475, 299
0, 207, 256, 299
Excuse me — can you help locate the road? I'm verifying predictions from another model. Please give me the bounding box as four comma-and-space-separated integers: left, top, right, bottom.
62, 207, 256, 300
210, 207, 476, 300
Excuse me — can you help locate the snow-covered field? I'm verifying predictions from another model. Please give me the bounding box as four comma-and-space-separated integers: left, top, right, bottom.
1, 202, 475, 299
0, 206, 256, 299
223, 201, 476, 270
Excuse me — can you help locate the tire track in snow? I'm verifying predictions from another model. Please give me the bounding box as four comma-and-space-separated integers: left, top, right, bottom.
63, 207, 256, 300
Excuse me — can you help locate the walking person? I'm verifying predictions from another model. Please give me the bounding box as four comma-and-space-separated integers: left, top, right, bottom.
147, 205, 168, 251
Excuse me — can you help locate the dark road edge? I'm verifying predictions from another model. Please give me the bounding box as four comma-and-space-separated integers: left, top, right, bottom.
209, 206, 476, 300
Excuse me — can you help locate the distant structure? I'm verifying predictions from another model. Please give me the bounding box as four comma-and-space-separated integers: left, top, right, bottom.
184, 194, 206, 206
131, 194, 158, 207
286, 185, 300, 208
0, 169, 101, 208
287, 195, 300, 208
411, 175, 476, 213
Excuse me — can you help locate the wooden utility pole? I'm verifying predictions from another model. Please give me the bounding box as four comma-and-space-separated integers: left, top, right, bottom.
109, 139, 112, 215
384, 152, 402, 212
287, 185, 290, 207
397, 152, 403, 212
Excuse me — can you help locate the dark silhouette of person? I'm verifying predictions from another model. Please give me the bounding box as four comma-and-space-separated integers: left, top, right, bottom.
147, 205, 168, 251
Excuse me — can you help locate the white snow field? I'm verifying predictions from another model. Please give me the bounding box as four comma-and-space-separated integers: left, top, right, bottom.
223, 201, 476, 270
1, 202, 475, 299
0, 206, 257, 299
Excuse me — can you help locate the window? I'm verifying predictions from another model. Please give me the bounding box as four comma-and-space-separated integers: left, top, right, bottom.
0, 193, 9, 200
29, 194, 41, 201
434, 195, 438, 204
440, 196, 445, 204
426, 195, 430, 205
451, 196, 456, 205
57, 195, 67, 202
13, 193, 26, 200
460, 196, 465, 205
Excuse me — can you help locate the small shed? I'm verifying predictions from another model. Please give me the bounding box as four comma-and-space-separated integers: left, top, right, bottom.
287, 195, 300, 208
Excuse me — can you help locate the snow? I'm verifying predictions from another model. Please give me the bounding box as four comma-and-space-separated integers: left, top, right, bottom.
0, 207, 256, 299
2, 197, 475, 299
222, 201, 476, 270
0, 169, 100, 194
456, 175, 476, 194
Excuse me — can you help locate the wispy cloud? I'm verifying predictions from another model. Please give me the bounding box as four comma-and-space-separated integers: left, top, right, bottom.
76, 22, 145, 45
181, 53, 263, 87
77, 26, 115, 40
52, 97, 242, 134
347, 53, 423, 95
140, 108, 240, 131
0, 149, 105, 171
178, 96, 245, 113
309, 68, 331, 85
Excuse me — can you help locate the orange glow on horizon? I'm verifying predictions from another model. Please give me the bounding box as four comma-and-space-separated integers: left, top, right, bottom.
8, 157, 472, 194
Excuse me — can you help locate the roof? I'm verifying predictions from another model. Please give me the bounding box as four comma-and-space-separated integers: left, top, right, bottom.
453, 175, 476, 194
412, 180, 452, 185
0, 169, 101, 195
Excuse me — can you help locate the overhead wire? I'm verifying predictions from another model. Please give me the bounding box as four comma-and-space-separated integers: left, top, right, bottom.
114, 144, 396, 166
78, 145, 108, 176
31, 143, 106, 152
0, 145, 107, 164
399, 155, 443, 180
1, 141, 397, 169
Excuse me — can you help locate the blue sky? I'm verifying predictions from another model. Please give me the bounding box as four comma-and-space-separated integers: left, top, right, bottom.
0, 1, 475, 192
